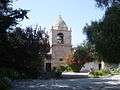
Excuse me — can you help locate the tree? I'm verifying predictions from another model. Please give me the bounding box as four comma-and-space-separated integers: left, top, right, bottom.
0, 0, 28, 41
63, 43, 93, 72
0, 0, 28, 70
83, 5, 120, 63
73, 43, 93, 70
6, 26, 50, 76
95, 0, 120, 7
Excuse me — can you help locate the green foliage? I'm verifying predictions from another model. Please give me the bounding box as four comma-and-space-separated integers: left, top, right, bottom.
90, 67, 120, 78
54, 69, 62, 78
73, 43, 93, 69
63, 43, 94, 72
0, 0, 28, 73
60, 65, 80, 72
74, 45, 88, 61
83, 5, 120, 63
69, 65, 80, 72
0, 77, 12, 90
6, 27, 50, 78
0, 0, 28, 42
0, 68, 19, 80
95, 0, 120, 8
90, 69, 110, 77
0, 0, 29, 69
60, 66, 66, 72
110, 67, 120, 75
60, 65, 72, 72
0, 0, 50, 79
64, 65, 74, 72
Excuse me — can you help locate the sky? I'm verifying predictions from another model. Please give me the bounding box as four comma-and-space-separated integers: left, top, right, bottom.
13, 0, 105, 47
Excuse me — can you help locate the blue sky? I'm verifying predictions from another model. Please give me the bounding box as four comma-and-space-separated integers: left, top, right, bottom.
13, 0, 105, 46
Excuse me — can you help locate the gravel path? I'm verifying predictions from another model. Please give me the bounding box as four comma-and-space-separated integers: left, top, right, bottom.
12, 77, 120, 90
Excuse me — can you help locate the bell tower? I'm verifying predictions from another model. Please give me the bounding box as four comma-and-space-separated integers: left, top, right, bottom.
49, 15, 72, 69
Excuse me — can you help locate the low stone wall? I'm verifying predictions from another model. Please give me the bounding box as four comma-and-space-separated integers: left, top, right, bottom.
62, 72, 89, 79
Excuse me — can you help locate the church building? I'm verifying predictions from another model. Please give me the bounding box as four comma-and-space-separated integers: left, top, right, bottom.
44, 15, 104, 72
44, 15, 72, 71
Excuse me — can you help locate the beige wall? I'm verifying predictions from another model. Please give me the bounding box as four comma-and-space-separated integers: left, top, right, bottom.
50, 28, 72, 68
45, 16, 72, 71
51, 29, 71, 45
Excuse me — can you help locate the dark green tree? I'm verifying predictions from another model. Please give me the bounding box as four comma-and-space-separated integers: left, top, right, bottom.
95, 0, 120, 7
6, 27, 50, 77
83, 5, 120, 63
73, 42, 93, 70
0, 0, 28, 41
0, 0, 28, 68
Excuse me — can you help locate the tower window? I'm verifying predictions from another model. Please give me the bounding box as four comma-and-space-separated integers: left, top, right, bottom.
59, 58, 63, 61
57, 33, 64, 44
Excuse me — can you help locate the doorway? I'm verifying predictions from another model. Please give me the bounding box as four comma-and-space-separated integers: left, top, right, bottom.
46, 63, 51, 72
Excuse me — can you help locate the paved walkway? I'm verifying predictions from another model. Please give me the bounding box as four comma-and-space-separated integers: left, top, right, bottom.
107, 75, 120, 79
12, 76, 120, 90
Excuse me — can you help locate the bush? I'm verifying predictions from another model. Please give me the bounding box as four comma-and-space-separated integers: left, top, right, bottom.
60, 66, 66, 72
90, 69, 110, 77
69, 65, 80, 72
55, 69, 62, 78
60, 65, 80, 72
0, 68, 19, 80
60, 65, 73, 72
110, 67, 120, 75
0, 77, 12, 90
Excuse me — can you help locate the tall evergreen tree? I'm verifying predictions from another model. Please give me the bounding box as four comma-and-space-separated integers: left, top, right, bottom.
0, 0, 28, 68
83, 5, 120, 63
95, 0, 120, 7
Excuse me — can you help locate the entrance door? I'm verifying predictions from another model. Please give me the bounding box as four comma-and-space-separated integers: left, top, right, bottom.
46, 63, 51, 72
98, 63, 101, 70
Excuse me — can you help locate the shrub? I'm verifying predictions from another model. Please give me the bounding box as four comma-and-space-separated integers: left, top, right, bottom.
55, 70, 62, 79
60, 65, 72, 72
0, 77, 12, 90
69, 65, 80, 72
0, 68, 19, 80
90, 69, 110, 77
60, 65, 80, 72
60, 66, 66, 72
110, 67, 120, 75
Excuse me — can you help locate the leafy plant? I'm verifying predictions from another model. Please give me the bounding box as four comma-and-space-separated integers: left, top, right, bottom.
0, 77, 12, 90
0, 68, 19, 80
90, 69, 110, 77
110, 67, 120, 75
60, 65, 80, 72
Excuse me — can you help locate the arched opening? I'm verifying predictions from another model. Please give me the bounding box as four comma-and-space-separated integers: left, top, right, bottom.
57, 33, 64, 44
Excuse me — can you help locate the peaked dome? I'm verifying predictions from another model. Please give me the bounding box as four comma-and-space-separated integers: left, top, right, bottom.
53, 15, 68, 30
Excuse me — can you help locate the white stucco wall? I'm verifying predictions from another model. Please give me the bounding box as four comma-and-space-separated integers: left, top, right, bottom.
81, 61, 99, 72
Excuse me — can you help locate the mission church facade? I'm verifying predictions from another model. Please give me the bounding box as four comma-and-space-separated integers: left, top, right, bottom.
44, 15, 103, 72
44, 15, 72, 71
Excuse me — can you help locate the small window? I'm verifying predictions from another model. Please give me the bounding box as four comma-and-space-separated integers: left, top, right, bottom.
57, 33, 64, 44
59, 58, 63, 61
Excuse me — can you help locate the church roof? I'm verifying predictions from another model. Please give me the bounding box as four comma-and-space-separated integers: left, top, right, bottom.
53, 15, 68, 30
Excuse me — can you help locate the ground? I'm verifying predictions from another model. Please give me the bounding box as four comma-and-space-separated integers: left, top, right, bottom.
12, 75, 120, 90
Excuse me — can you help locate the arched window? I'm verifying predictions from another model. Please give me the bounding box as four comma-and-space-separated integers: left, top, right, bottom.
57, 33, 64, 44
